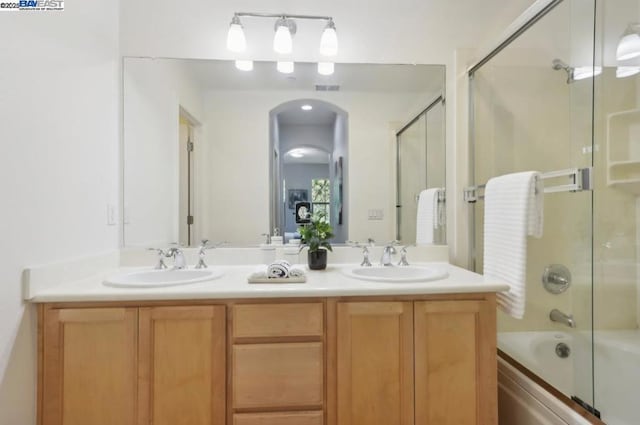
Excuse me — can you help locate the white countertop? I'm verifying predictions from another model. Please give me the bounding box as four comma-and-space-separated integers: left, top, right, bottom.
28, 262, 509, 303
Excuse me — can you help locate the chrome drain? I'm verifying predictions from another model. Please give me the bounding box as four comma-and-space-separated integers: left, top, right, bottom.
555, 342, 570, 358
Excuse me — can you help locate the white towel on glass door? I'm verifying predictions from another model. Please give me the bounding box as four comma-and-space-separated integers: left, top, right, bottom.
483, 171, 543, 319
416, 188, 442, 245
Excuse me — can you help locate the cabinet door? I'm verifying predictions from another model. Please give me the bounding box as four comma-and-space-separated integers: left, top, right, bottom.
414, 299, 497, 425
336, 302, 414, 425
42, 307, 138, 425
138, 306, 226, 425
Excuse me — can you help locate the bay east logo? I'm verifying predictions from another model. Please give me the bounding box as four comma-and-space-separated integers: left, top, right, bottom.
20, 0, 63, 9
0, 0, 63, 11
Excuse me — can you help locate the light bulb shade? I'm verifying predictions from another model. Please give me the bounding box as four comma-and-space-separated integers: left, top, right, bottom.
277, 61, 294, 74
226, 16, 246, 52
617, 66, 640, 78
320, 21, 338, 56
235, 60, 253, 71
617, 24, 640, 61
273, 19, 293, 54
317, 62, 335, 76
572, 66, 602, 81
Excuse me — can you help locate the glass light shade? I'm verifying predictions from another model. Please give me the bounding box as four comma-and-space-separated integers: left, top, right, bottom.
226, 22, 246, 53
320, 24, 338, 56
235, 60, 253, 71
273, 24, 293, 54
617, 24, 640, 61
572, 66, 602, 81
317, 62, 335, 76
277, 61, 294, 74
616, 66, 640, 78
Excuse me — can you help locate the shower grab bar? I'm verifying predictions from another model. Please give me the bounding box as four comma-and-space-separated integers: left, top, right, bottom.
463, 167, 592, 203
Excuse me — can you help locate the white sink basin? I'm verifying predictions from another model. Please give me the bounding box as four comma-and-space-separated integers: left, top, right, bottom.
342, 265, 449, 283
103, 268, 224, 288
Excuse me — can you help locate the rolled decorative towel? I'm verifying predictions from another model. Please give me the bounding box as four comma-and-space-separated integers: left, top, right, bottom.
248, 270, 268, 280
267, 260, 290, 278
289, 267, 306, 278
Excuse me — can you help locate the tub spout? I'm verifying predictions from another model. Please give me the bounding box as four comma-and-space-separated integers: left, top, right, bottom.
549, 309, 576, 328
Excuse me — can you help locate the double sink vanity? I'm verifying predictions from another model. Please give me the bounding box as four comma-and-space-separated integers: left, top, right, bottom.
29, 245, 507, 425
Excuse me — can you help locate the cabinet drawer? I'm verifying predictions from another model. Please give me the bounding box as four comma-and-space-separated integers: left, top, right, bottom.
232, 342, 324, 409
233, 411, 323, 425
232, 303, 323, 338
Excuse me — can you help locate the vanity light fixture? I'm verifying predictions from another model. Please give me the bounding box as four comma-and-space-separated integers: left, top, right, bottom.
317, 62, 335, 76
617, 23, 640, 61
301, 104, 313, 111
235, 60, 254, 71
226, 15, 247, 53
273, 17, 296, 54
277, 61, 294, 74
319, 19, 338, 56
226, 12, 338, 75
616, 66, 640, 78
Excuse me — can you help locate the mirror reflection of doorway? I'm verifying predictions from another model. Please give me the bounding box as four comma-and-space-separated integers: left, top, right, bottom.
269, 99, 348, 244
179, 108, 200, 246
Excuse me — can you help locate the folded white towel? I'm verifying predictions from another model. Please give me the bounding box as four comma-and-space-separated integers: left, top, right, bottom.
483, 171, 543, 319
416, 188, 443, 245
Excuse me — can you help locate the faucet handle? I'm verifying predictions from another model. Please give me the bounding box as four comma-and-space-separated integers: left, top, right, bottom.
147, 248, 168, 270
397, 245, 412, 266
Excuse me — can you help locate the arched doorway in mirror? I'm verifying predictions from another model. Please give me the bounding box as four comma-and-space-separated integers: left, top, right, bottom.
269, 99, 348, 244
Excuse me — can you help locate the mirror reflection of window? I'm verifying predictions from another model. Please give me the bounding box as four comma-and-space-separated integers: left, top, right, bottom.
312, 178, 331, 222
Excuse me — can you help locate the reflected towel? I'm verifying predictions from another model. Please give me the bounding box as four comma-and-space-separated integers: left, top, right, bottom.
483, 171, 543, 319
416, 188, 443, 245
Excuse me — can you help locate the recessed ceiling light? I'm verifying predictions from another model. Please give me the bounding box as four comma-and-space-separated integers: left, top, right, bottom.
301, 105, 313, 111
290, 149, 304, 158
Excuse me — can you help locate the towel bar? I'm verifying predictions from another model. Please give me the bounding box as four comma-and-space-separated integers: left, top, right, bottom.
463, 167, 592, 203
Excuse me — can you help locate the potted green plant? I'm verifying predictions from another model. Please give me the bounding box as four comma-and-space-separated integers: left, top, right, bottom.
298, 211, 334, 270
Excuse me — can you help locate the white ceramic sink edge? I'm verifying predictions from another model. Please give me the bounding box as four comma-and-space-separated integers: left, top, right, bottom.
103, 268, 224, 288
341, 265, 449, 283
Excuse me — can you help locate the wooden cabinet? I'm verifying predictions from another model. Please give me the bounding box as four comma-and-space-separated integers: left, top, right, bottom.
41, 308, 138, 425
138, 306, 226, 425
230, 302, 325, 423
414, 300, 497, 425
334, 297, 497, 425
40, 295, 497, 425
335, 302, 414, 425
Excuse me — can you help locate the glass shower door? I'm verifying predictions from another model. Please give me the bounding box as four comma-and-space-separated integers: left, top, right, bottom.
469, 0, 596, 413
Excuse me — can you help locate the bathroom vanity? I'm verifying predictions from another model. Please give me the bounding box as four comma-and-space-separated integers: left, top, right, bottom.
31, 253, 507, 425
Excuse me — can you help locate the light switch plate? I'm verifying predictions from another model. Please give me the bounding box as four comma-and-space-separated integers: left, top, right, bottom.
368, 209, 383, 220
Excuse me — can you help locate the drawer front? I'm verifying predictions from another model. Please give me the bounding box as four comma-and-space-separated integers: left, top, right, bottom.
232, 342, 324, 409
233, 303, 323, 338
233, 411, 323, 425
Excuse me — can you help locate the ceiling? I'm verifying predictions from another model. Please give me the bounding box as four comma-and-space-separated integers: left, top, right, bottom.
277, 99, 337, 125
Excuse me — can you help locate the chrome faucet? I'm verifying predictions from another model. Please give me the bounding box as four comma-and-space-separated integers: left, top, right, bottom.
148, 248, 168, 270
549, 309, 576, 328
380, 241, 398, 266
195, 239, 227, 269
397, 246, 410, 266
165, 247, 186, 270
347, 239, 374, 267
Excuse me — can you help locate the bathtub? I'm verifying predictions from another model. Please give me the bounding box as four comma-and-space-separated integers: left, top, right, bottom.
498, 330, 640, 425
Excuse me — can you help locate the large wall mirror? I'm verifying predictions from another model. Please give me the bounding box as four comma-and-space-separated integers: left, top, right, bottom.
123, 57, 445, 247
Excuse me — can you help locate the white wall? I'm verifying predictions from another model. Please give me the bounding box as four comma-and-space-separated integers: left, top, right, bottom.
0, 1, 120, 423
123, 59, 205, 247
199, 89, 432, 245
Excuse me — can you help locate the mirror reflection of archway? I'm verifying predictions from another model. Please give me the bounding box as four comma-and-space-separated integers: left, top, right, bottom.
269, 99, 349, 244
